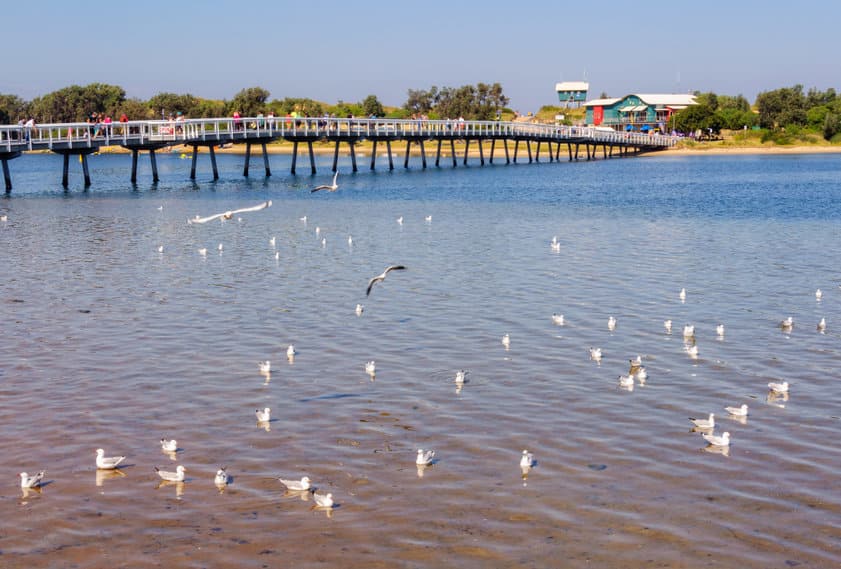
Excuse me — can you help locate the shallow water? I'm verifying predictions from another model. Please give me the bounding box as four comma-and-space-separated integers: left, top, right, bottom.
1, 152, 840, 568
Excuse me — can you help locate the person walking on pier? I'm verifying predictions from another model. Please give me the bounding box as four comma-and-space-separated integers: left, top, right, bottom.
233, 110, 242, 131
24, 117, 35, 142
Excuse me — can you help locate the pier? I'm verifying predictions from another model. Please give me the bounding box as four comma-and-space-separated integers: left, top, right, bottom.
0, 117, 676, 191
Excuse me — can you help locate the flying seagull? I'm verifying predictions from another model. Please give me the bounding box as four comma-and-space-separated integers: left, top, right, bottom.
188, 200, 272, 224
366, 265, 406, 296
312, 171, 339, 193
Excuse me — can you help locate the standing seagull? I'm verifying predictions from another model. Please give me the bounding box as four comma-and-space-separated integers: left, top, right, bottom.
96, 448, 126, 470
312, 171, 339, 193
366, 265, 406, 296
188, 200, 272, 224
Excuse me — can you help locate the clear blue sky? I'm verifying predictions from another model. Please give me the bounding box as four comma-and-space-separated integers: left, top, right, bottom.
5, 0, 838, 112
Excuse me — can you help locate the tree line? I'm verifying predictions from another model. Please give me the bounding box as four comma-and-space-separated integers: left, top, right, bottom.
0, 81, 511, 125
673, 85, 840, 142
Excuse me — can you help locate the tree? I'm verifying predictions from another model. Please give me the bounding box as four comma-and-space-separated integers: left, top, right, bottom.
673, 103, 716, 135
404, 88, 435, 115
147, 92, 200, 118
230, 87, 270, 116
361, 94, 384, 117
823, 112, 839, 141
756, 85, 807, 129
116, 98, 154, 120
28, 83, 126, 122
0, 94, 28, 123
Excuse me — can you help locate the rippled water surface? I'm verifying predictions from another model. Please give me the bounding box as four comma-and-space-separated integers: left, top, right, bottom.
2, 152, 840, 568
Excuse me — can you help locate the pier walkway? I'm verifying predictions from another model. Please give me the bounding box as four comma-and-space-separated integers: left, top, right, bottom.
0, 117, 676, 191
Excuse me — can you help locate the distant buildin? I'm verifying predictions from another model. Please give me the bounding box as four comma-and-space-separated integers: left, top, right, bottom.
584, 94, 697, 132
555, 82, 589, 107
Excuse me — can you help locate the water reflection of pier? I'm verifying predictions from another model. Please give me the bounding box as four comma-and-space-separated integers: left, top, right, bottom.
0, 117, 676, 191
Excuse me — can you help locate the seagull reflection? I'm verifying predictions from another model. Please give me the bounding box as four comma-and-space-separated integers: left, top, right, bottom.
416, 464, 429, 478
767, 391, 789, 408
155, 480, 186, 499
703, 444, 730, 458
20, 485, 43, 501
95, 468, 127, 487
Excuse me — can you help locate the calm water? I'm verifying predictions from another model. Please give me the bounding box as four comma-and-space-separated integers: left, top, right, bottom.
1, 151, 840, 568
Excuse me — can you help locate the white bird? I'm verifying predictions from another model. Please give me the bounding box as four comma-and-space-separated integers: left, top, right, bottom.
0, 214, 7, 222
816, 288, 822, 300
188, 200, 272, 224
287, 345, 296, 358
258, 360, 271, 374
629, 355, 642, 367
725, 404, 749, 417
618, 374, 635, 387
311, 171, 339, 192
679, 288, 686, 302
608, 316, 617, 331
214, 468, 228, 486
321, 237, 327, 247
683, 324, 695, 338
355, 303, 364, 316
520, 450, 535, 468
19, 471, 45, 489
96, 448, 126, 470
313, 492, 334, 508
157, 245, 163, 253
397, 216, 403, 225
664, 320, 672, 333
502, 334, 510, 348
550, 240, 561, 252
551, 235, 559, 245
299, 216, 307, 222
279, 476, 312, 492
589, 347, 602, 361
780, 316, 794, 330
702, 431, 730, 447
160, 438, 178, 452
689, 413, 715, 429
455, 370, 467, 384
155, 465, 186, 482
365, 361, 376, 375
635, 366, 648, 381
425, 215, 432, 222
552, 314, 565, 326
416, 449, 435, 466
256, 407, 271, 422
269, 236, 276, 247
315, 226, 321, 235
685, 344, 699, 358
818, 317, 826, 332
157, 205, 163, 211
366, 265, 407, 296
217, 243, 223, 252
716, 323, 725, 337
768, 381, 789, 394
347, 235, 353, 246
198, 248, 207, 257
274, 251, 280, 260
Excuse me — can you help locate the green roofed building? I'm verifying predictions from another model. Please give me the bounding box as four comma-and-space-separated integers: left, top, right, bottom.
555, 82, 589, 107
584, 93, 696, 133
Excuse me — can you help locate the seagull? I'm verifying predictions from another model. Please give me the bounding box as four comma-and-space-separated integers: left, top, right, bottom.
214, 468, 228, 486
198, 248, 207, 257
780, 316, 793, 330
256, 407, 271, 422
269, 236, 276, 247
520, 450, 535, 468
502, 334, 510, 349
315, 226, 321, 236
157, 245, 163, 253
355, 303, 364, 316
188, 200, 272, 224
279, 476, 312, 492
258, 360, 271, 374
365, 361, 376, 375
217, 243, 223, 252
629, 355, 642, 367
0, 214, 7, 222
618, 374, 635, 388
689, 413, 715, 429
768, 381, 789, 394
160, 438, 178, 452
397, 216, 403, 225
313, 492, 334, 508
725, 404, 749, 416
716, 323, 725, 337
589, 347, 602, 361
818, 317, 826, 332
299, 216, 307, 222
287, 345, 296, 358
679, 288, 686, 302
455, 370, 467, 384
96, 448, 126, 470
635, 366, 648, 381
608, 316, 617, 331
348, 235, 353, 246
155, 465, 186, 482
274, 251, 280, 260
311, 171, 339, 192
552, 314, 565, 326
416, 449, 436, 466
19, 471, 45, 489
683, 324, 695, 338
157, 205, 163, 211
425, 215, 432, 222
321, 237, 327, 247
816, 288, 822, 300
366, 265, 406, 296
702, 431, 730, 447
551, 238, 560, 252
664, 320, 672, 333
